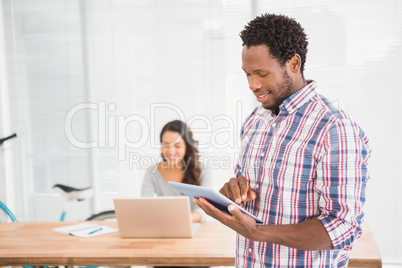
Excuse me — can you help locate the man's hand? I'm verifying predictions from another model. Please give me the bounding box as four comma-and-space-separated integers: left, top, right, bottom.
219, 176, 257, 205
193, 197, 260, 241
193, 197, 333, 250
193, 176, 260, 241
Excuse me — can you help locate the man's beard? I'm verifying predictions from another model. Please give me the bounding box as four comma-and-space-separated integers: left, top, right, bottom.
263, 69, 293, 114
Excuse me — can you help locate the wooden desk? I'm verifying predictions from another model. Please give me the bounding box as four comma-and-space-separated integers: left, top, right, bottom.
0, 221, 381, 267
349, 223, 382, 268
0, 221, 235, 267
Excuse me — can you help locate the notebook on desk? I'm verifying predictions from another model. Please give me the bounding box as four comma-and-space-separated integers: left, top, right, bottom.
113, 196, 200, 238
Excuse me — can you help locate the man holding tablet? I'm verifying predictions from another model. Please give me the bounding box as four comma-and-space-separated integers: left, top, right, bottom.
194, 13, 371, 268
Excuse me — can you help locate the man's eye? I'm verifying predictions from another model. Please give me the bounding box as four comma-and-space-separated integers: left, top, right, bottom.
259, 73, 268, 77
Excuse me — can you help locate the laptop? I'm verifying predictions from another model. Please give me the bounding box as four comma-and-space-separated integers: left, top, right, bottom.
113, 196, 200, 238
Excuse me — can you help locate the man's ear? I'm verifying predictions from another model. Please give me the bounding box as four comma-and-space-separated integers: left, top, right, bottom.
288, 54, 302, 73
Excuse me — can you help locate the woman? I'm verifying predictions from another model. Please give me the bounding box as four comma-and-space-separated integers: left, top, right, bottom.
141, 120, 211, 223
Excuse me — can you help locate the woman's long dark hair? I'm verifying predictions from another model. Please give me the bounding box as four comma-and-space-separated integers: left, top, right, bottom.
160, 120, 201, 185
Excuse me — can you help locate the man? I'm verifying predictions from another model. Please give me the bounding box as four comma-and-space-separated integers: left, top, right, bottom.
194, 13, 371, 267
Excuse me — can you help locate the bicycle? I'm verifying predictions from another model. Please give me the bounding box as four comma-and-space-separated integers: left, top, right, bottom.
52, 184, 116, 221
0, 184, 116, 222
0, 133, 19, 222
0, 133, 116, 223
0, 132, 17, 146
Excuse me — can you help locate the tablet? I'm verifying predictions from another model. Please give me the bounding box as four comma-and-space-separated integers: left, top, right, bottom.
168, 181, 263, 224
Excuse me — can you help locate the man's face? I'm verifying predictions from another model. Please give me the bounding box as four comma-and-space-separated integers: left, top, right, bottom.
242, 45, 295, 112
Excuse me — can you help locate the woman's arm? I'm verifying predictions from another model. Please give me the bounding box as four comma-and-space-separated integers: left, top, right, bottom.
140, 167, 157, 197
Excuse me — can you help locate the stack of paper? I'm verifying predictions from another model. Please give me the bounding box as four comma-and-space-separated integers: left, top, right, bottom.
53, 222, 118, 238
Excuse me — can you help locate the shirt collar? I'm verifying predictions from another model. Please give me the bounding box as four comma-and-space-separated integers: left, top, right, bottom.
278, 80, 317, 115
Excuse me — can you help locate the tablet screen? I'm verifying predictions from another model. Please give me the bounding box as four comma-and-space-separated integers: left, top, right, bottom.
168, 181, 263, 224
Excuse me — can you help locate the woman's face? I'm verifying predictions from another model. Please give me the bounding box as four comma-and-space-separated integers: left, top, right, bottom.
161, 131, 186, 168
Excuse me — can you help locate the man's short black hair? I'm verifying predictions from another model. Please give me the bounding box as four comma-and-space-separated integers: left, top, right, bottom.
240, 13, 309, 75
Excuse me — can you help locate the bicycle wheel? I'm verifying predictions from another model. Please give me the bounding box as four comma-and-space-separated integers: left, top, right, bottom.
0, 201, 18, 222
86, 210, 116, 221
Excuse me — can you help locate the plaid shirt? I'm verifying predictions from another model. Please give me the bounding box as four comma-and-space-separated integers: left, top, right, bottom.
235, 81, 371, 267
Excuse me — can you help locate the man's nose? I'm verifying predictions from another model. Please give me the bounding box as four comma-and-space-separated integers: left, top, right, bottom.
248, 76, 262, 92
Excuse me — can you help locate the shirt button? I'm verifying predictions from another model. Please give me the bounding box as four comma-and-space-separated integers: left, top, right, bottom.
249, 248, 252, 253
272, 123, 276, 128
